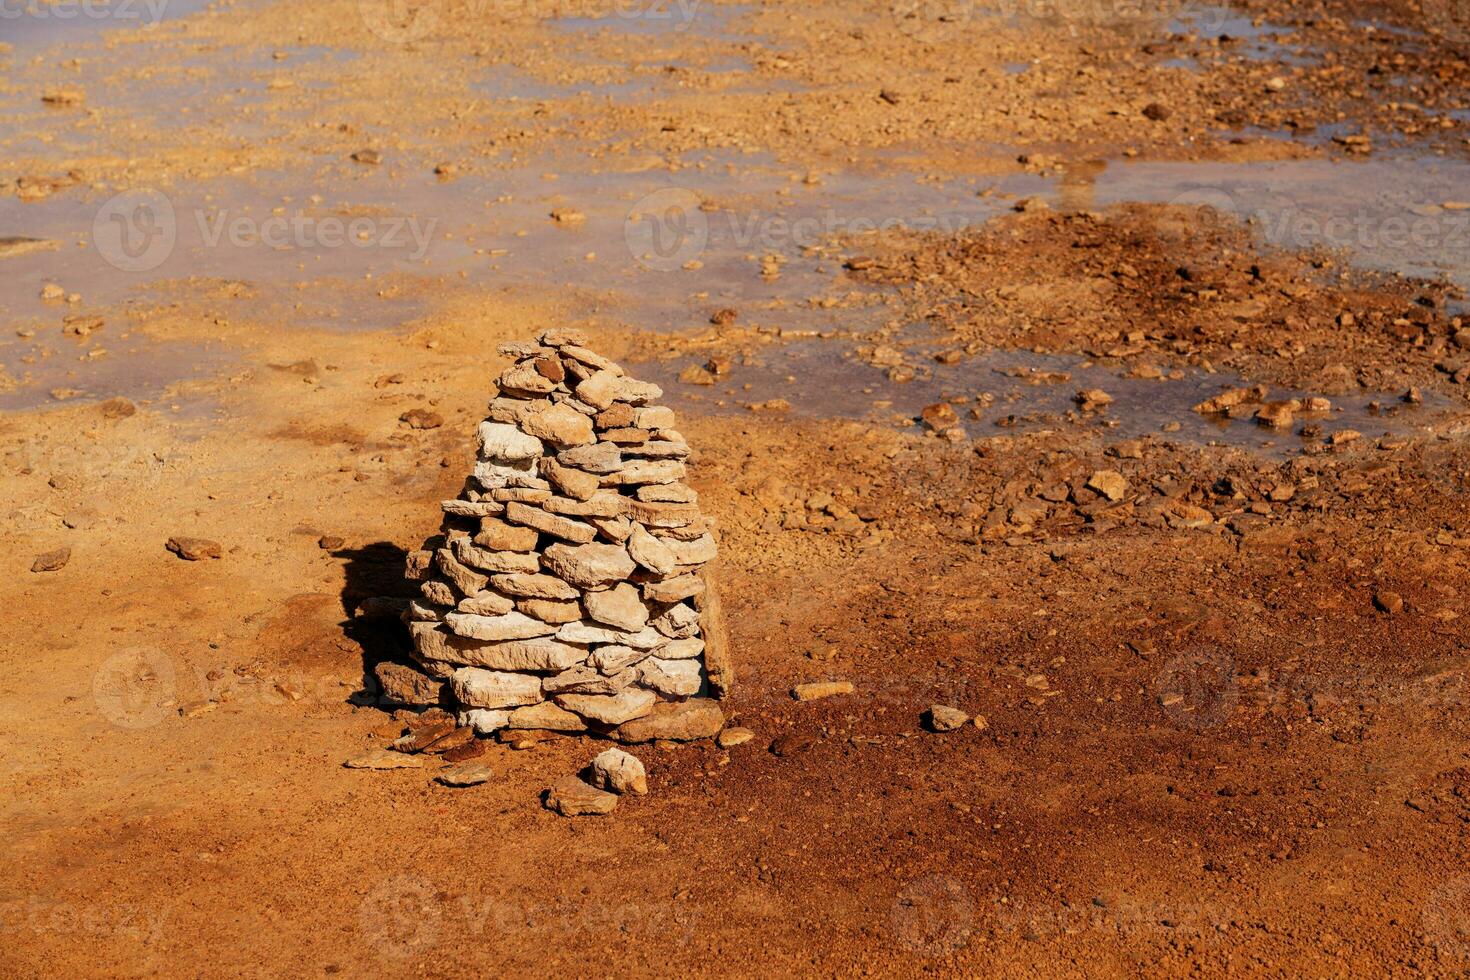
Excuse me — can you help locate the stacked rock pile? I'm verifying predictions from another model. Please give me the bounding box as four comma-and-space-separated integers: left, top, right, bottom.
377, 329, 730, 745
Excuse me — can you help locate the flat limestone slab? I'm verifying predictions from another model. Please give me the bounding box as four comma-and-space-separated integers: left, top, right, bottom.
555, 689, 655, 725
614, 699, 724, 744
544, 775, 617, 816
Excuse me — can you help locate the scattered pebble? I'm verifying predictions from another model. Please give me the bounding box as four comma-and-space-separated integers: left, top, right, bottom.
717, 726, 754, 748
99, 397, 136, 420
435, 762, 493, 787
1086, 470, 1129, 502
926, 704, 969, 732
589, 748, 648, 795
792, 680, 854, 701
399, 408, 443, 430
30, 547, 71, 573
166, 537, 222, 561
544, 774, 618, 816
344, 748, 423, 770
770, 731, 817, 757
1373, 591, 1404, 615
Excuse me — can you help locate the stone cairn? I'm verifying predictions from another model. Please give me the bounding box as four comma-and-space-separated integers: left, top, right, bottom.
378, 329, 730, 747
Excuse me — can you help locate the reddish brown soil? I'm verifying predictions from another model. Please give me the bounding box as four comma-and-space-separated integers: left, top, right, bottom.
4, 0, 1470, 975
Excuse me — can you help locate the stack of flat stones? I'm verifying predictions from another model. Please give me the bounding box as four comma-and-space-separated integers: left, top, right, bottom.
386, 329, 730, 745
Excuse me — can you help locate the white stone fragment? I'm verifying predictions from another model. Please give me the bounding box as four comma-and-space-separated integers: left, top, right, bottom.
478, 421, 543, 460
589, 748, 648, 795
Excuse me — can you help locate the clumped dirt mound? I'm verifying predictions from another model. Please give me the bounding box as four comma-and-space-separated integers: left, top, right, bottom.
843, 203, 1463, 395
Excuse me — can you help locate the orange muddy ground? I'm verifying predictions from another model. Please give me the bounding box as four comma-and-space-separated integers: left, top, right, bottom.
3, 0, 1470, 976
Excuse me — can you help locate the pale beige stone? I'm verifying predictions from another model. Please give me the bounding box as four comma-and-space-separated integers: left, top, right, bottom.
542, 492, 625, 518
588, 644, 650, 674
1086, 469, 1129, 502
642, 573, 705, 604
452, 538, 540, 574
516, 598, 583, 624
557, 621, 664, 649
444, 610, 558, 642
505, 502, 597, 544
541, 458, 600, 500
497, 360, 558, 396
607, 459, 686, 486
639, 657, 702, 697
456, 591, 516, 616
792, 680, 853, 701
507, 700, 588, 731
589, 748, 647, 795
490, 573, 580, 601
544, 774, 617, 816
615, 699, 724, 743
558, 442, 623, 474
519, 401, 595, 446
478, 421, 542, 460
654, 636, 704, 659
666, 533, 717, 566
411, 623, 583, 672
436, 548, 488, 595
458, 708, 513, 734
541, 541, 636, 589
583, 583, 650, 632
542, 665, 637, 696
627, 523, 676, 575
574, 370, 622, 410
451, 667, 544, 709
555, 688, 656, 725
475, 518, 540, 552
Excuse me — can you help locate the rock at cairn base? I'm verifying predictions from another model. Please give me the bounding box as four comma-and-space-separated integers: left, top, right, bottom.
394, 329, 730, 741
